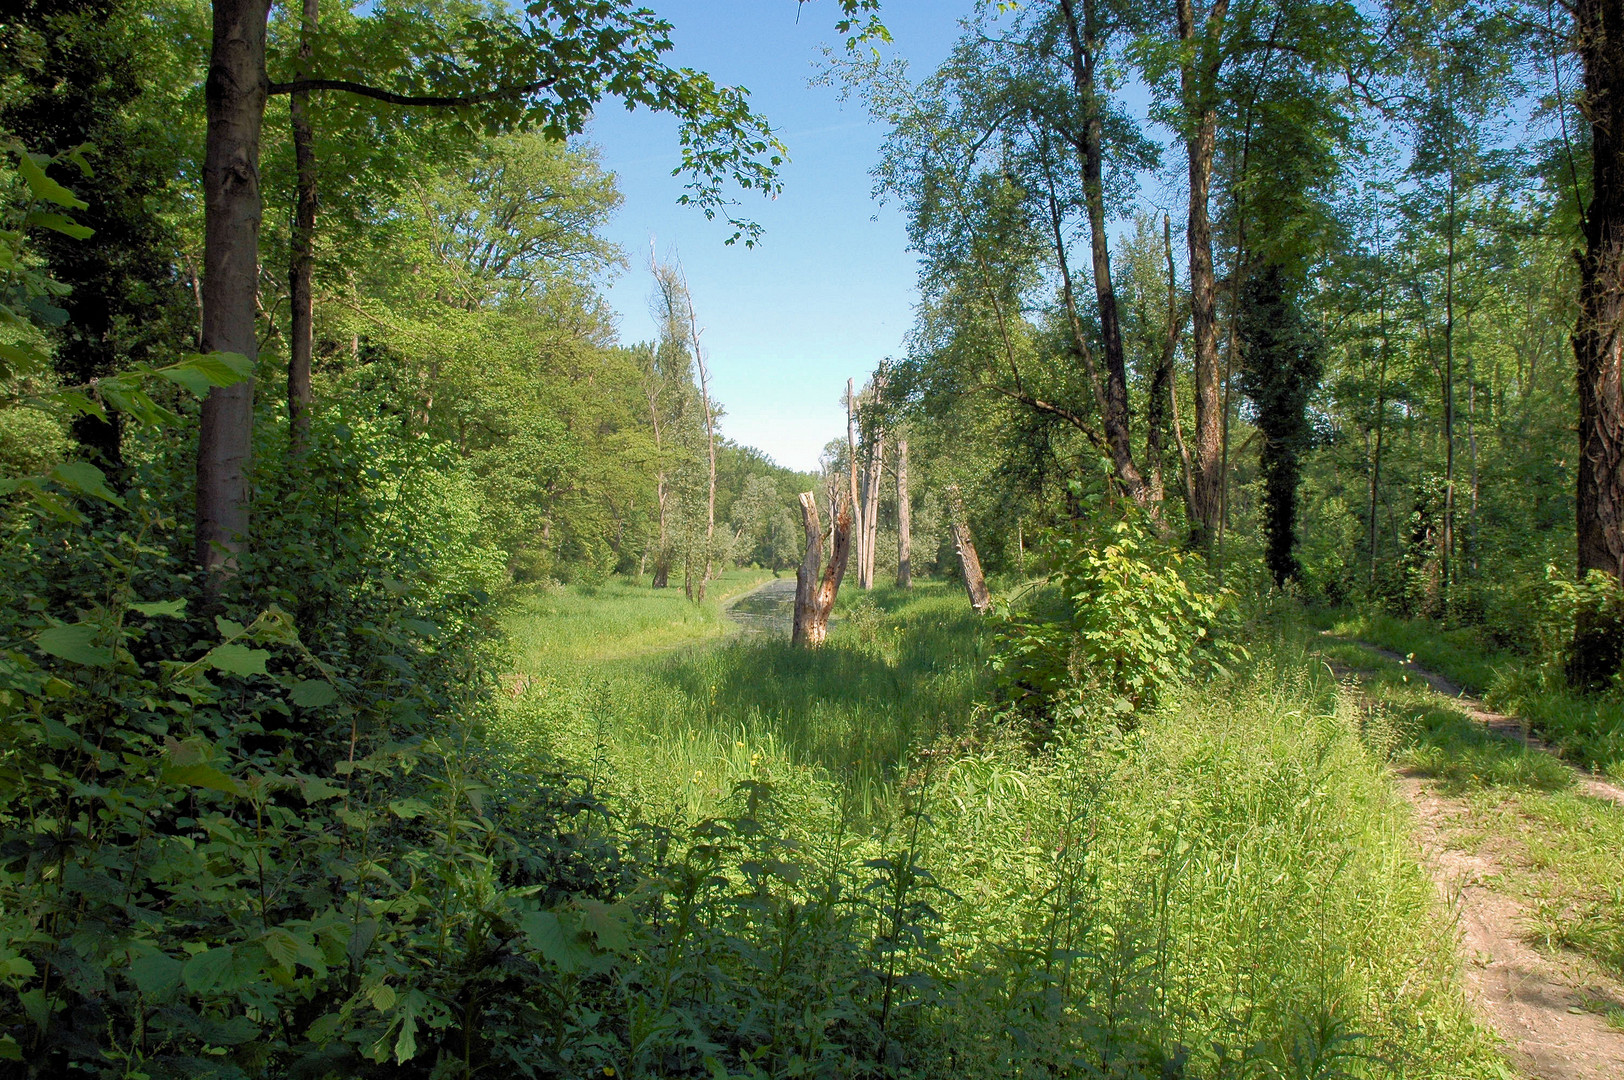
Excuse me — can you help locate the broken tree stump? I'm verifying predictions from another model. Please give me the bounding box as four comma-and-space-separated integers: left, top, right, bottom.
793, 490, 852, 647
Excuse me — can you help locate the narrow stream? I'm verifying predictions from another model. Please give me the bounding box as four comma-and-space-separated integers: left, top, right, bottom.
724, 576, 798, 637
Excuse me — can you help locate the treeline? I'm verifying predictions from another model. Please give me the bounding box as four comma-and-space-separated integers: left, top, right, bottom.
841, 0, 1623, 677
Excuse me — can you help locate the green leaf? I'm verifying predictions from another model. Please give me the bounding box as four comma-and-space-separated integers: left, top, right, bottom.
164, 763, 245, 798
181, 946, 234, 993
23, 211, 93, 240
207, 643, 269, 677
130, 598, 187, 618
0, 340, 48, 375
260, 928, 301, 971
520, 910, 584, 973
48, 461, 123, 507
16, 153, 86, 210
129, 951, 183, 997
36, 624, 115, 667
290, 679, 339, 707
0, 1036, 20, 1061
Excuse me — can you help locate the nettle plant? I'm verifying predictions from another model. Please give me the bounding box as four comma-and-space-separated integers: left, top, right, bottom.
992, 517, 1245, 728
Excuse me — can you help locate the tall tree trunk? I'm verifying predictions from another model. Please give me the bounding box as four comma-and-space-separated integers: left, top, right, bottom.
1369, 259, 1391, 588
1442, 149, 1458, 604
686, 284, 715, 602
1571, 0, 1624, 687
793, 491, 852, 648
860, 426, 883, 588
1058, 0, 1149, 505
846, 378, 863, 578
1176, 0, 1229, 550
895, 436, 911, 588
286, 0, 317, 456
197, 0, 271, 580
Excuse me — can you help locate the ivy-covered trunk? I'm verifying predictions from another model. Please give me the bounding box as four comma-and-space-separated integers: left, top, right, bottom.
1571, 0, 1624, 687
197, 0, 270, 578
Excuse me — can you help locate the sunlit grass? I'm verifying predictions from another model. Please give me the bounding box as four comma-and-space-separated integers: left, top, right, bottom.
490, 585, 1510, 1076
1319, 608, 1624, 775
501, 566, 774, 668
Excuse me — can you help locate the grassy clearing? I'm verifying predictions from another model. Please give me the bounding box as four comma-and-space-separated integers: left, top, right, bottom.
1319, 608, 1624, 775
488, 586, 1509, 1077
1318, 634, 1624, 987
501, 566, 773, 668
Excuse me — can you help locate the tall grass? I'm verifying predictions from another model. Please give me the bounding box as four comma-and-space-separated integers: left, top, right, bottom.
489, 583, 1506, 1077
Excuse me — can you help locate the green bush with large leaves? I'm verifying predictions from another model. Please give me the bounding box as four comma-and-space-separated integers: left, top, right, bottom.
992, 518, 1245, 727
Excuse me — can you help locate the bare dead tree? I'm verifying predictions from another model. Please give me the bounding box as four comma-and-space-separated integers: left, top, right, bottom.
793, 491, 853, 647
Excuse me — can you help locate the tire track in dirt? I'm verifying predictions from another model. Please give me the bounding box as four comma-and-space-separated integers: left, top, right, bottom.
1321, 638, 1624, 1080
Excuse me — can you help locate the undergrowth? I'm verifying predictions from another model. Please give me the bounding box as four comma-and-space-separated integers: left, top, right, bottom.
489, 585, 1507, 1078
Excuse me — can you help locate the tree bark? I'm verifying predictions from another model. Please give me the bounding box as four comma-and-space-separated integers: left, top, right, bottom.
286, 0, 318, 456
846, 378, 863, 581
197, 0, 271, 580
1571, 0, 1624, 687
793, 491, 852, 648
1176, 0, 1230, 550
860, 424, 883, 588
895, 436, 911, 588
947, 487, 992, 614
1058, 0, 1150, 506
686, 281, 715, 602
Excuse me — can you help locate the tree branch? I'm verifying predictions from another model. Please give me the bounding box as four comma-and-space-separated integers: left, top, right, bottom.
267, 76, 560, 108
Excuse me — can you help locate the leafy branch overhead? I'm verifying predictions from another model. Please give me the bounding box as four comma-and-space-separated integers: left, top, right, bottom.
266, 0, 789, 245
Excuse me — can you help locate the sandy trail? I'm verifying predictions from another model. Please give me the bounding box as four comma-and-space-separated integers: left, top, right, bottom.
1323, 638, 1624, 1079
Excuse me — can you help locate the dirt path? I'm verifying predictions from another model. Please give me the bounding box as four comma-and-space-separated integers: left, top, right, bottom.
1325, 639, 1624, 1079
1326, 635, 1624, 807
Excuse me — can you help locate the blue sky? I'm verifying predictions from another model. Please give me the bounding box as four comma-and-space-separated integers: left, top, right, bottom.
583, 1, 978, 472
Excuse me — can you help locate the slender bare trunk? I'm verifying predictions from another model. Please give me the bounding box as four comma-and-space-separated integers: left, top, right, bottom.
286, 0, 317, 456
685, 284, 715, 602
1177, 0, 1229, 550
1058, 0, 1149, 505
197, 0, 271, 580
1443, 151, 1458, 601
861, 426, 883, 588
793, 492, 852, 648
1369, 259, 1391, 588
895, 436, 911, 588
846, 378, 863, 577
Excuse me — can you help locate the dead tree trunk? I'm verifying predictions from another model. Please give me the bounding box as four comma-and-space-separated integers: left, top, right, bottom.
1571, 0, 1624, 687
685, 280, 715, 602
846, 378, 863, 583
793, 491, 852, 648
947, 488, 992, 614
860, 426, 883, 588
197, 0, 271, 581
895, 436, 911, 588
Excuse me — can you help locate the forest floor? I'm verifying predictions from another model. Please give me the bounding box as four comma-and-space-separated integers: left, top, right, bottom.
1318, 635, 1624, 1080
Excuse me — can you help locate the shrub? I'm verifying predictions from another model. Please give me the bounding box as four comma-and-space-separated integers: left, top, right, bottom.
992, 519, 1243, 727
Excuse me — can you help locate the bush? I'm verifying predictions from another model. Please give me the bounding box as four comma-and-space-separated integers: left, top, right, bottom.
991, 519, 1244, 728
